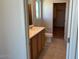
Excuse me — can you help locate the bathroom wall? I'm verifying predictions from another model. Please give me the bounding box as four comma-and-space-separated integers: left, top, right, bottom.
43, 0, 53, 33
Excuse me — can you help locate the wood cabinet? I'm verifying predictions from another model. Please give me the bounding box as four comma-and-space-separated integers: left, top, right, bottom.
41, 30, 45, 49
31, 36, 38, 59
29, 27, 45, 59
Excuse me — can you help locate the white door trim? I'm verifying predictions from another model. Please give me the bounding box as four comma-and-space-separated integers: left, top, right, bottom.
66, 0, 78, 59
66, 0, 73, 58
69, 0, 78, 58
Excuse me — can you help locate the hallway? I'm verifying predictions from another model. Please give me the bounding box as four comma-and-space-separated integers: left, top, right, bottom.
39, 28, 66, 59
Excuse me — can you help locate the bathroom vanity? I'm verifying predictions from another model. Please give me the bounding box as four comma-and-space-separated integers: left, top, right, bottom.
29, 26, 46, 59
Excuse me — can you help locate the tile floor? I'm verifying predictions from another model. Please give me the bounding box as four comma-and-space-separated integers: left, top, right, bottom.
38, 27, 66, 59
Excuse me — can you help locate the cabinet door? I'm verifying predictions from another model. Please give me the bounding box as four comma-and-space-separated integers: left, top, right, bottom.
29, 40, 31, 59
41, 30, 46, 49
37, 34, 42, 54
31, 36, 38, 59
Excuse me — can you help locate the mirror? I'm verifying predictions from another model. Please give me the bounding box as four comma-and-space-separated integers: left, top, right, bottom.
27, 0, 42, 26
28, 0, 33, 25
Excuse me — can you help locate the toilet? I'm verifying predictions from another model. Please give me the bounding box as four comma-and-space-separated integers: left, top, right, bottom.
45, 33, 53, 43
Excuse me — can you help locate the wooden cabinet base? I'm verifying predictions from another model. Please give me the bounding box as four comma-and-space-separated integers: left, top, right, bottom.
30, 29, 45, 59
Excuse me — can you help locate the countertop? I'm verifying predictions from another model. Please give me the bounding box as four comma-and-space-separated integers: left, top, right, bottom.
29, 26, 45, 39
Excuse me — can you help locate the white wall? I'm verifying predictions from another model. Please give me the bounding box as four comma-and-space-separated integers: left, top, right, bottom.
43, 0, 68, 33
0, 1, 8, 59
0, 0, 28, 59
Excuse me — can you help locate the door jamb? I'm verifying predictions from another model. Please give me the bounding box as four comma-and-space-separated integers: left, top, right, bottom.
24, 0, 30, 59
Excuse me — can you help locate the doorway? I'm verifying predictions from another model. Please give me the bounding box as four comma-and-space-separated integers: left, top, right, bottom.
53, 3, 66, 39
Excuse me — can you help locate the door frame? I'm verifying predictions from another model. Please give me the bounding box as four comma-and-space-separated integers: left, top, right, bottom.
24, 0, 78, 59
66, 0, 78, 59
69, 0, 78, 58
52, 2, 68, 40
53, 3, 66, 28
